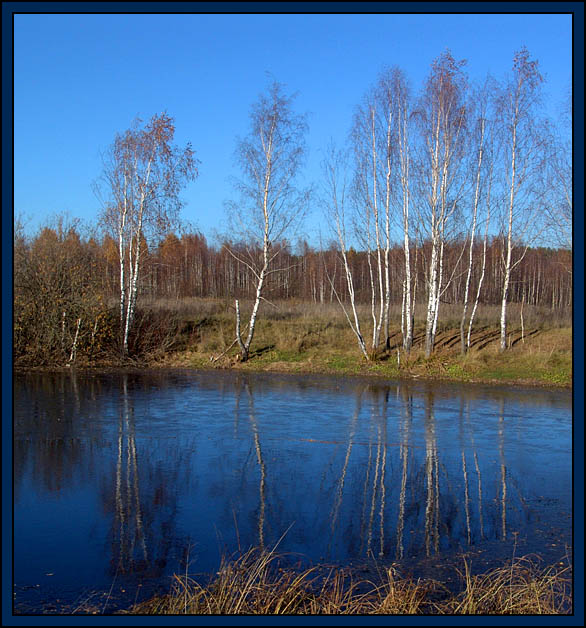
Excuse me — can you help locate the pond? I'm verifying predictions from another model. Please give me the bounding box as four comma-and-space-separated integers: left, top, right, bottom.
13, 369, 572, 613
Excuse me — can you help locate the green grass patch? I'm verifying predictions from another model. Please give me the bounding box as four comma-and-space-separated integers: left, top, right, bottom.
325, 353, 364, 374
472, 350, 572, 386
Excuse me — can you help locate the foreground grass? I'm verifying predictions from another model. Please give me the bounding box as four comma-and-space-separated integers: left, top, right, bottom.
126, 548, 571, 615
148, 299, 572, 388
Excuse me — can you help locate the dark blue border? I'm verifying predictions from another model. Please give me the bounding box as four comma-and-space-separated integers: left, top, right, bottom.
570, 1, 585, 626
3, 2, 584, 626
2, 3, 15, 627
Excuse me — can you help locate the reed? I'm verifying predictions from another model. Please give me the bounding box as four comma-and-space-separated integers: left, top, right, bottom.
439, 555, 572, 615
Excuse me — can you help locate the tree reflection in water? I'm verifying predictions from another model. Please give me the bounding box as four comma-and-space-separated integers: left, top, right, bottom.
101, 373, 195, 580
244, 380, 267, 550
328, 389, 361, 557
498, 398, 508, 541
423, 391, 440, 557
111, 374, 148, 574
232, 379, 522, 564
395, 386, 412, 560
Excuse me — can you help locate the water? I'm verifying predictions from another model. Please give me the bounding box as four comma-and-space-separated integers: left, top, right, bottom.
13, 369, 572, 613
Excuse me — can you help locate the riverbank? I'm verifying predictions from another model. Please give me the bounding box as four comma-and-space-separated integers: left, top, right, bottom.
150, 322, 572, 389
122, 548, 571, 615
115, 300, 573, 389
15, 300, 573, 389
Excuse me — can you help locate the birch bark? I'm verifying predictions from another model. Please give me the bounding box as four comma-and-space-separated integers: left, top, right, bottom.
420, 52, 467, 357
460, 117, 485, 353
322, 145, 369, 360
398, 91, 413, 353
500, 114, 517, 352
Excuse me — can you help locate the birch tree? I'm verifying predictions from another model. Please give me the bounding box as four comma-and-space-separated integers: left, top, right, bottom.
352, 98, 385, 355
496, 48, 545, 351
459, 80, 498, 353
545, 90, 572, 254
224, 80, 309, 362
322, 144, 369, 359
351, 68, 402, 355
393, 69, 415, 354
97, 113, 198, 356
465, 147, 495, 351
416, 50, 468, 357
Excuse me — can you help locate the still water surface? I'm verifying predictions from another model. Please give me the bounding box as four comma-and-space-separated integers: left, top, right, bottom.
14, 370, 572, 612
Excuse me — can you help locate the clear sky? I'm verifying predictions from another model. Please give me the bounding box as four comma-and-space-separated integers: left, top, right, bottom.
14, 11, 573, 244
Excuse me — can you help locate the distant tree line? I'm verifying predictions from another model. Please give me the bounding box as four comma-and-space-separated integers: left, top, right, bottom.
132, 232, 573, 312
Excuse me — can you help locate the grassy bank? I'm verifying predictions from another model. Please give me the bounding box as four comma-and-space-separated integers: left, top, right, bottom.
19, 298, 571, 388
125, 547, 571, 615
145, 299, 572, 388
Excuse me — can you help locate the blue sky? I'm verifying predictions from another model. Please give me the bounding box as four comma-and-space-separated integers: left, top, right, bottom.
14, 11, 573, 244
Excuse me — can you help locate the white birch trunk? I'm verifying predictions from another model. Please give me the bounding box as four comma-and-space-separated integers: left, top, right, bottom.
68, 317, 82, 364
123, 158, 152, 356
467, 202, 490, 349
370, 108, 385, 352
501, 115, 517, 352
118, 176, 128, 354
326, 150, 369, 360
123, 239, 136, 355
399, 100, 413, 354
520, 296, 525, 344
425, 110, 442, 358
431, 126, 453, 349
461, 119, 485, 353
238, 126, 273, 362
367, 248, 378, 351
402, 220, 413, 353
383, 110, 392, 348
61, 310, 66, 354
431, 239, 445, 344
243, 265, 267, 360
337, 249, 369, 359
425, 239, 439, 358
235, 299, 246, 357
401, 280, 406, 343
500, 261, 512, 351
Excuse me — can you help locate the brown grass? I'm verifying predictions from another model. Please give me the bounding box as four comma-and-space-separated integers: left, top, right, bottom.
126, 548, 572, 616
141, 297, 572, 356
141, 297, 571, 388
442, 555, 572, 615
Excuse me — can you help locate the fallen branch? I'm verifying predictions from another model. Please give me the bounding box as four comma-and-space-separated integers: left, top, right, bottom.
210, 315, 250, 363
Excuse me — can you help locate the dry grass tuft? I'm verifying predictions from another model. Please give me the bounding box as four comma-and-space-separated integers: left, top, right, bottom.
131, 548, 319, 615
438, 555, 572, 615
127, 549, 571, 616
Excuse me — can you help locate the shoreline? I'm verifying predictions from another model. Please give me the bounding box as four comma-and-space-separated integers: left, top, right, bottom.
14, 353, 573, 391
12, 548, 573, 616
